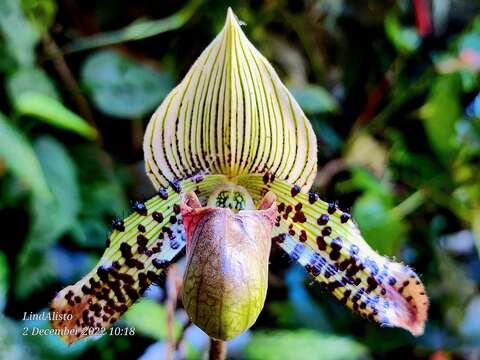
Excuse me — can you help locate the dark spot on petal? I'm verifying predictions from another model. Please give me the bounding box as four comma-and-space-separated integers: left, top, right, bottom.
291, 185, 301, 197
169, 180, 182, 193
152, 259, 169, 269
316, 236, 327, 250
299, 230, 307, 243
329, 251, 341, 261
97, 266, 110, 282
152, 211, 163, 222
131, 201, 147, 216
340, 213, 351, 223
321, 226, 332, 236
120, 243, 132, 259
308, 192, 318, 204
112, 217, 125, 232
158, 188, 168, 200
331, 237, 343, 251
137, 234, 148, 246
317, 214, 329, 226
327, 202, 336, 214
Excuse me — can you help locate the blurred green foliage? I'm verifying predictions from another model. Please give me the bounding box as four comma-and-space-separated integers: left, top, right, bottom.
0, 0, 479, 359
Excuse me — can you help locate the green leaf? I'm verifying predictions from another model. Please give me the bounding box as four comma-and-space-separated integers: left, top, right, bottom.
16, 136, 80, 298
21, 0, 57, 33
7, 67, 96, 138
0, 112, 50, 198
81, 50, 174, 119
7, 66, 59, 100
0, 314, 39, 359
69, 144, 128, 247
472, 207, 480, 257
290, 84, 337, 114
420, 74, 462, 163
70, 218, 111, 248
245, 330, 368, 360
66, 0, 201, 53
14, 93, 97, 139
0, 251, 9, 312
15, 250, 57, 299
310, 117, 342, 154
22, 310, 92, 358
123, 298, 179, 340
385, 13, 420, 55
0, 0, 39, 66
28, 136, 80, 249
352, 192, 406, 256
344, 134, 389, 179
458, 33, 480, 53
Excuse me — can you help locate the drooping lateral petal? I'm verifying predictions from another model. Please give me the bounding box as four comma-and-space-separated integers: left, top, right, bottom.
50, 175, 225, 344
239, 175, 429, 336
144, 8, 317, 191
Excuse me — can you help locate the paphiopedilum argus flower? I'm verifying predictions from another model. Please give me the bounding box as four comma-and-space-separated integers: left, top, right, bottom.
50, 9, 428, 343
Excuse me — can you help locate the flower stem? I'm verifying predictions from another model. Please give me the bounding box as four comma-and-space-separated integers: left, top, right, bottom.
208, 338, 227, 360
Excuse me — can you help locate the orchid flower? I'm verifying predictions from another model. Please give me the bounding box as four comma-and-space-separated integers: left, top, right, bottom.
50, 9, 428, 344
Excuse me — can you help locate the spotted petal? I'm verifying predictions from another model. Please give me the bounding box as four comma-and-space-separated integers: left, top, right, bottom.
144, 8, 317, 191
239, 175, 429, 336
50, 175, 225, 344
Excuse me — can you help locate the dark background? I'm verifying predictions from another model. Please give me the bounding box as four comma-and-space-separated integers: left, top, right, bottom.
0, 0, 479, 359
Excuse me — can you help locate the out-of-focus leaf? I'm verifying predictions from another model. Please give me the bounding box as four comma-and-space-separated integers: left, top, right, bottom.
81, 50, 174, 118
15, 93, 97, 139
48, 246, 99, 284
0, 0, 39, 66
16, 136, 80, 298
138, 340, 200, 360
344, 133, 389, 178
459, 33, 480, 53
245, 330, 368, 360
7, 67, 59, 100
385, 13, 420, 54
0, 314, 39, 359
0, 251, 8, 312
124, 298, 179, 340
284, 265, 331, 331
28, 136, 80, 249
473, 207, 480, 257
21, 0, 57, 33
15, 249, 57, 299
460, 295, 480, 343
70, 218, 110, 248
7, 67, 95, 138
66, 0, 201, 53
353, 192, 406, 256
23, 310, 92, 358
0, 40, 16, 72
69, 144, 129, 247
440, 230, 476, 256
420, 74, 461, 162
435, 243, 476, 327
0, 112, 50, 198
338, 168, 390, 200
290, 84, 337, 114
310, 116, 342, 155
72, 144, 129, 218
466, 93, 480, 119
